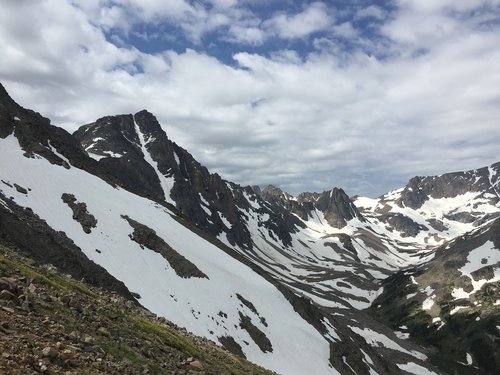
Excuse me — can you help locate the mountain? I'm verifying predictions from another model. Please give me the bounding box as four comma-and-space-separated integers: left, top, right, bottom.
1, 82, 499, 374
369, 218, 500, 374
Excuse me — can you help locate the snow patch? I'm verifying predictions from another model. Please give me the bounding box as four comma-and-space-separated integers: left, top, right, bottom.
134, 119, 175, 204
397, 362, 439, 375
349, 326, 426, 360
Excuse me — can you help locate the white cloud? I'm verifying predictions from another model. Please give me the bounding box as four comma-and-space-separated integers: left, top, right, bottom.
226, 25, 267, 45
356, 5, 386, 20
1, 0, 499, 197
332, 22, 358, 39
264, 2, 333, 39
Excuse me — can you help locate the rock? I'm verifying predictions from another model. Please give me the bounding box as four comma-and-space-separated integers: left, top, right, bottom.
28, 283, 37, 293
14, 183, 28, 194
42, 346, 59, 360
68, 330, 80, 339
60, 349, 74, 360
0, 276, 18, 290
0, 289, 17, 301
189, 360, 204, 371
61, 193, 97, 234
83, 335, 94, 344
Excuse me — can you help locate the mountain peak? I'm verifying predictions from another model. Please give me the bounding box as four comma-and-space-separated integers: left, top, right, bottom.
2, 82, 500, 375
134, 110, 165, 136
315, 187, 364, 228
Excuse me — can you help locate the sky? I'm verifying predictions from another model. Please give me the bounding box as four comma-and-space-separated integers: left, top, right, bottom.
1, 0, 500, 197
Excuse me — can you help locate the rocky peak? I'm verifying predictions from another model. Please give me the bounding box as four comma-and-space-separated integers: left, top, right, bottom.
73, 113, 165, 201
395, 176, 429, 209
315, 187, 364, 228
0, 84, 51, 139
0, 82, 9, 98
257, 185, 363, 228
73, 114, 140, 158
395, 163, 499, 209
260, 185, 290, 204
134, 110, 165, 137
73, 111, 257, 250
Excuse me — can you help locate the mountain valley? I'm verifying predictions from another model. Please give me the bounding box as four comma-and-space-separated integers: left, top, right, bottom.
1, 82, 499, 375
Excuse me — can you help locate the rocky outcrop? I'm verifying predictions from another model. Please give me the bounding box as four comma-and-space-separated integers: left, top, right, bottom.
395, 164, 500, 210
218, 335, 246, 358
61, 193, 97, 234
315, 188, 364, 228
0, 193, 132, 299
74, 114, 165, 201
238, 312, 273, 353
258, 185, 364, 228
122, 215, 207, 279
381, 213, 428, 237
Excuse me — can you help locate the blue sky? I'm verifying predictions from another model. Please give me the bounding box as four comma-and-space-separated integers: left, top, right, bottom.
1, 0, 500, 196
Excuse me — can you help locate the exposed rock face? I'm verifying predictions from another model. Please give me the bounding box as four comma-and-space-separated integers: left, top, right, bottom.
381, 213, 427, 237
218, 335, 246, 358
122, 215, 207, 279
61, 193, 97, 234
257, 185, 364, 228
0, 193, 133, 299
395, 164, 500, 210
73, 114, 165, 201
370, 218, 500, 375
238, 312, 273, 353
74, 111, 307, 250
315, 188, 364, 228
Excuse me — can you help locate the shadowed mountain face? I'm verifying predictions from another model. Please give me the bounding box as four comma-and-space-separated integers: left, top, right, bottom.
1, 82, 499, 374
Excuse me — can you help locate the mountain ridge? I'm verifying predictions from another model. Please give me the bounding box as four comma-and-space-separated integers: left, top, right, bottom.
1, 82, 499, 374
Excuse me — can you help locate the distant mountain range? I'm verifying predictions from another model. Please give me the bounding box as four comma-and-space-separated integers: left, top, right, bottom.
1, 82, 498, 374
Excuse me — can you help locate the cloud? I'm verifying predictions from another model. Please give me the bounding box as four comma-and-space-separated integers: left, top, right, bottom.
1, 0, 499, 197
226, 25, 267, 45
332, 22, 358, 39
356, 5, 386, 20
264, 2, 334, 39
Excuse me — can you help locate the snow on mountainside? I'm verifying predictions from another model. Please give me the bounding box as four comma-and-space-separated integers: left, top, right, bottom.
1, 81, 499, 374
0, 83, 435, 374
370, 218, 500, 374
0, 133, 334, 374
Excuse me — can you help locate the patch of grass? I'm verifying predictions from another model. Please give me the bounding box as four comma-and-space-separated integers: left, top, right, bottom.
95, 337, 158, 371
0, 245, 96, 298
127, 316, 200, 357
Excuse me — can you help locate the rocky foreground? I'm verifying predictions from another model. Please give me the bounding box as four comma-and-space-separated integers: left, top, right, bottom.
0, 244, 276, 375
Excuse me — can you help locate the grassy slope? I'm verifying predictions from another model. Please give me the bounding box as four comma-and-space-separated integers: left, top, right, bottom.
0, 243, 277, 375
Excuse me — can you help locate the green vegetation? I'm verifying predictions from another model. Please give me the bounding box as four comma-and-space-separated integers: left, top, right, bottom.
369, 272, 500, 375
0, 249, 95, 298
